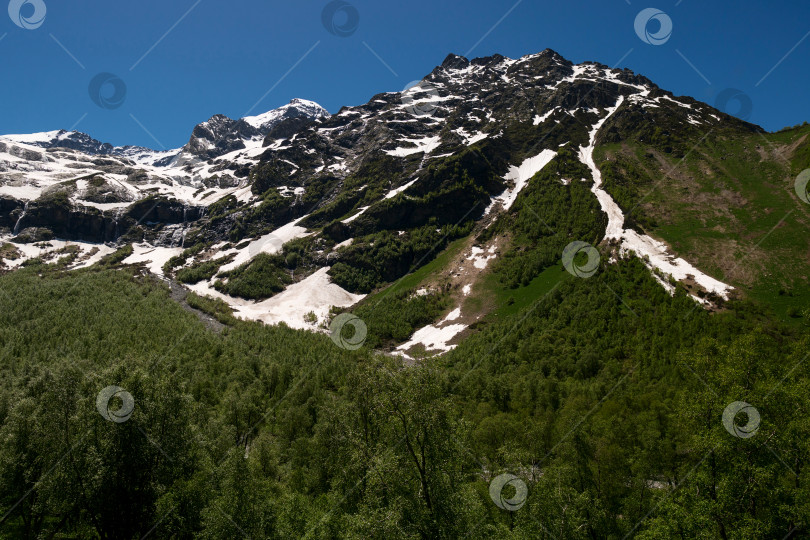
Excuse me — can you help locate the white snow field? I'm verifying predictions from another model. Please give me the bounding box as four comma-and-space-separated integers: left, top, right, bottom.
486, 148, 557, 214
0, 235, 117, 270
218, 217, 311, 273
384, 136, 441, 157
467, 245, 498, 270
396, 323, 468, 355
122, 244, 184, 276
188, 267, 364, 331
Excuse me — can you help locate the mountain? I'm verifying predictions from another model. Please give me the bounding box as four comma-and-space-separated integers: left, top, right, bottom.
0, 98, 331, 246
1, 48, 809, 539
1, 49, 808, 332
185, 98, 330, 160
1, 129, 119, 155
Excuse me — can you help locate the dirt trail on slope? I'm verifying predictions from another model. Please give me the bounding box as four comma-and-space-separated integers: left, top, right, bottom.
159, 276, 227, 333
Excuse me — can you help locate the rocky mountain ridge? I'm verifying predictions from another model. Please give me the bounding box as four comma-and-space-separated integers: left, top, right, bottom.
0, 48, 773, 338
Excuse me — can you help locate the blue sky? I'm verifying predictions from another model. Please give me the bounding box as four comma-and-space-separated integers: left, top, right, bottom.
1, 0, 808, 149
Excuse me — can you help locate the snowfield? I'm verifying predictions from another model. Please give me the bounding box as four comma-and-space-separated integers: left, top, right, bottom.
579, 96, 627, 240
0, 235, 117, 270
0, 98, 333, 212
122, 244, 184, 276
467, 245, 497, 270
384, 136, 441, 157
341, 206, 370, 224
0, 136, 254, 207
533, 107, 559, 125
486, 149, 557, 214
218, 217, 311, 273
188, 267, 364, 331
385, 178, 419, 199
396, 323, 467, 355
453, 127, 489, 145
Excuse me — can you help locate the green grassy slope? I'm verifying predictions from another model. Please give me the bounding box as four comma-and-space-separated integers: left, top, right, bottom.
597, 120, 810, 321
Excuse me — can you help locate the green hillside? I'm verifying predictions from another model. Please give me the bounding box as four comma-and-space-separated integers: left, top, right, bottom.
598, 119, 810, 321
1, 171, 808, 539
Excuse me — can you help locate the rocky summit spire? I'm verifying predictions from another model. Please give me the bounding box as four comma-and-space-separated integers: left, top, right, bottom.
440, 53, 470, 70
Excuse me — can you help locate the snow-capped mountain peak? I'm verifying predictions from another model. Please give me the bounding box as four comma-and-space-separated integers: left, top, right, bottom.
242, 98, 330, 131
0, 129, 117, 155
183, 99, 330, 160
1, 130, 64, 145
0, 98, 330, 162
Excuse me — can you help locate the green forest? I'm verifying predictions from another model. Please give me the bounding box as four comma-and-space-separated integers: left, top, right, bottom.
0, 243, 807, 538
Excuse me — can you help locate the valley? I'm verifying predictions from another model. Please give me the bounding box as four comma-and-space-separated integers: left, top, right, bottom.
1, 47, 808, 539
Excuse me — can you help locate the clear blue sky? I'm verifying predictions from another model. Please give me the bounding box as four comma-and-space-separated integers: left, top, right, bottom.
1, 0, 808, 149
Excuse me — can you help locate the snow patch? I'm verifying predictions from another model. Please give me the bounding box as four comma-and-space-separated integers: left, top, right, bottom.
577, 95, 734, 301
219, 217, 310, 273
621, 231, 733, 299
0, 235, 118, 270
385, 178, 418, 199
453, 127, 489, 146
578, 97, 626, 239
396, 323, 467, 355
334, 238, 353, 249
533, 107, 558, 125
486, 149, 557, 214
384, 136, 440, 157
122, 244, 183, 276
442, 308, 462, 323
189, 267, 364, 331
72, 244, 117, 269
342, 206, 370, 224
658, 95, 693, 109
